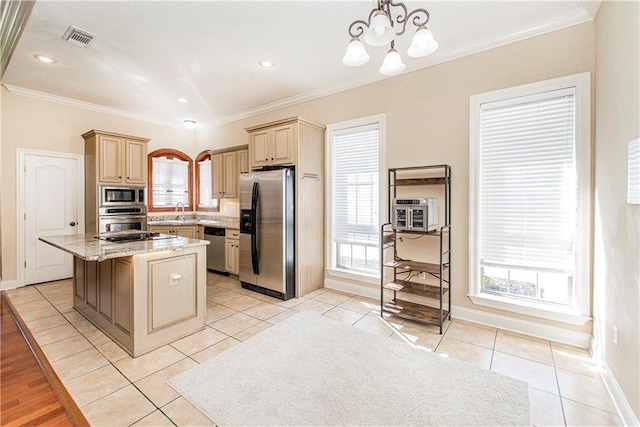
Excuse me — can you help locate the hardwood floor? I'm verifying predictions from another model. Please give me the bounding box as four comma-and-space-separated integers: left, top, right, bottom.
0, 296, 74, 426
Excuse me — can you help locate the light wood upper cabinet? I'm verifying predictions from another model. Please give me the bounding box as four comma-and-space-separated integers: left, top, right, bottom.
238, 150, 249, 174
248, 123, 295, 169
211, 153, 224, 198
84, 130, 149, 186
125, 139, 147, 184
99, 135, 123, 183
222, 151, 238, 198
210, 151, 238, 199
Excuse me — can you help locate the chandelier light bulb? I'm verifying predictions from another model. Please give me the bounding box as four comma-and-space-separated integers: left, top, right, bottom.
379, 48, 406, 76
342, 37, 370, 67
364, 10, 395, 46
407, 26, 439, 58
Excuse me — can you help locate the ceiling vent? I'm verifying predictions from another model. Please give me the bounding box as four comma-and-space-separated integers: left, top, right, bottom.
62, 26, 97, 47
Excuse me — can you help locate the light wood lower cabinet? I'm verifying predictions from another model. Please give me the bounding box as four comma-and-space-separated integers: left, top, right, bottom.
72, 245, 206, 357
225, 229, 239, 274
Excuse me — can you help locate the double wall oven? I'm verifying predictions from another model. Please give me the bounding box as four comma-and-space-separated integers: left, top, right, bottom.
98, 186, 147, 233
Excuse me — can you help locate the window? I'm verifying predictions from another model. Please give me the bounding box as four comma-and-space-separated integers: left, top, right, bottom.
469, 73, 591, 323
327, 115, 384, 277
195, 151, 220, 211
148, 149, 193, 212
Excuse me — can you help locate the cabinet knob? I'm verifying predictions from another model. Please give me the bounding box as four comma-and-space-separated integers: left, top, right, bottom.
69, 221, 76, 227
265, 158, 268, 161
118, 176, 122, 179
271, 157, 274, 161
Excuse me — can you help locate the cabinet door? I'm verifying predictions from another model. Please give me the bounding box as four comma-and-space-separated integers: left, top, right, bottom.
174, 226, 196, 239
237, 149, 249, 174
222, 151, 238, 198
272, 124, 294, 165
211, 153, 224, 198
125, 139, 147, 185
225, 238, 238, 274
250, 130, 271, 169
231, 240, 239, 274
98, 135, 123, 183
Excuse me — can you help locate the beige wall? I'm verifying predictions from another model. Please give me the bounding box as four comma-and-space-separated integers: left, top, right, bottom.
594, 0, 640, 418
0, 89, 198, 282
197, 23, 595, 334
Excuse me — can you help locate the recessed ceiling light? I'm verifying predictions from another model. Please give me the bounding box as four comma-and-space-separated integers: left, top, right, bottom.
177, 97, 189, 103
183, 120, 197, 129
259, 60, 274, 68
33, 54, 57, 64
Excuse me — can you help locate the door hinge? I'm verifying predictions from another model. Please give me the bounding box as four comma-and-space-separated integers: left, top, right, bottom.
24, 213, 26, 220
24, 261, 27, 268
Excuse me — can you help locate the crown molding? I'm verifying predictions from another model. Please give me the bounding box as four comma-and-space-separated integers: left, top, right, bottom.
582, 0, 603, 19
2, 84, 195, 131
213, 6, 595, 127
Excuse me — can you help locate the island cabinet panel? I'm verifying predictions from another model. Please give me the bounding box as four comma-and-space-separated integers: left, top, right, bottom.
114, 258, 133, 334
74, 258, 85, 299
148, 254, 197, 331
85, 261, 98, 310
99, 261, 113, 321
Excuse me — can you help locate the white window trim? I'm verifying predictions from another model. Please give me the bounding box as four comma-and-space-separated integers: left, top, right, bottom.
325, 114, 386, 282
468, 72, 591, 326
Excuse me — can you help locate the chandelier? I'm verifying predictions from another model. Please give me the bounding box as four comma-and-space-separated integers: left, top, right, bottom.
342, 0, 438, 76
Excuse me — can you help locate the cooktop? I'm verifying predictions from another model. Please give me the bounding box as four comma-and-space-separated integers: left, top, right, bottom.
96, 232, 177, 243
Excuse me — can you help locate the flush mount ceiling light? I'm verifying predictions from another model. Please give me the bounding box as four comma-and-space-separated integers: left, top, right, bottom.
342, 0, 438, 76
33, 54, 57, 64
183, 120, 197, 129
259, 59, 274, 68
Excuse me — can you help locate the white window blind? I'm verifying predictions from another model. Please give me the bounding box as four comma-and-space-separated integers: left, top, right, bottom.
152, 156, 189, 207
332, 124, 380, 246
479, 88, 576, 274
198, 159, 217, 209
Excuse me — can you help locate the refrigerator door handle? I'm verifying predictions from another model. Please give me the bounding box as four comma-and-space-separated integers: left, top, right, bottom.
251, 181, 260, 275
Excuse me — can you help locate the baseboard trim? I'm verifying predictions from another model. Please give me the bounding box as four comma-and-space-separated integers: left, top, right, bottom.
325, 276, 592, 348
601, 359, 640, 426
0, 280, 20, 291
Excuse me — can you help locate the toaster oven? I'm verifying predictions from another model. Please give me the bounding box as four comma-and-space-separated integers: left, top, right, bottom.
392, 198, 438, 232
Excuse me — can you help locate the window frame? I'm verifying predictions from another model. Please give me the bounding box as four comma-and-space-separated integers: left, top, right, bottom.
195, 150, 220, 212
147, 148, 194, 212
325, 114, 386, 281
468, 72, 591, 325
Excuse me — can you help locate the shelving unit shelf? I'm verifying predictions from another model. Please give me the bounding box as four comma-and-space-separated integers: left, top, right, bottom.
380, 165, 452, 333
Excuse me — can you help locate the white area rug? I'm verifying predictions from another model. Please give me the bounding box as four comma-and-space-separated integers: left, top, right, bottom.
169, 312, 530, 426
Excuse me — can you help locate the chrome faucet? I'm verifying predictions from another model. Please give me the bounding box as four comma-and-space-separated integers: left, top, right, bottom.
175, 202, 186, 221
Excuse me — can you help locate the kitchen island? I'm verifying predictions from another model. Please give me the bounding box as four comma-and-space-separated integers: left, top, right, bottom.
40, 232, 208, 357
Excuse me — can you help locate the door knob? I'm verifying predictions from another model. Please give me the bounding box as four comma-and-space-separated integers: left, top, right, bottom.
69, 222, 76, 226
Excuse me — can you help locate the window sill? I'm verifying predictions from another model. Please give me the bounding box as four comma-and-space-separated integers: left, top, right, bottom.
468, 293, 591, 326
325, 268, 379, 285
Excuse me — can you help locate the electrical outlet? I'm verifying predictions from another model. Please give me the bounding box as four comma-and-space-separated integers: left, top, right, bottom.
419, 272, 426, 279
613, 325, 619, 346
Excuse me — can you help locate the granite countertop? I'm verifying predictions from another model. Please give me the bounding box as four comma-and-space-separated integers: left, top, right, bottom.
147, 219, 239, 229
40, 232, 209, 262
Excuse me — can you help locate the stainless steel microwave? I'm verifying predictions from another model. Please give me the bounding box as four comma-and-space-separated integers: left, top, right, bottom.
99, 185, 145, 207
392, 198, 438, 232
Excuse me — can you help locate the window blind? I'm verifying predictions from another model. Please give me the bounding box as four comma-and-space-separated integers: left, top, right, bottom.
152, 156, 189, 207
479, 89, 576, 274
198, 159, 217, 208
332, 123, 380, 246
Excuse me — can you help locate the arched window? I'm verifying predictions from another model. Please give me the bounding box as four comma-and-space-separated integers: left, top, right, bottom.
195, 150, 220, 211
148, 149, 193, 212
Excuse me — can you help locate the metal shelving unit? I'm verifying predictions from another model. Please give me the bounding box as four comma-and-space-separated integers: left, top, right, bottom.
380, 165, 451, 333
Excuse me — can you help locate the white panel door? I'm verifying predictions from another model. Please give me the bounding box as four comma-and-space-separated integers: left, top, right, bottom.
25, 154, 81, 284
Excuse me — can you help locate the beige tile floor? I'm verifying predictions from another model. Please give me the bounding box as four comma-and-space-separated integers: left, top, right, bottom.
3, 273, 621, 426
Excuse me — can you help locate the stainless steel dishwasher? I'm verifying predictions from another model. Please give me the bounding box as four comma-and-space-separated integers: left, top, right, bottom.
204, 227, 227, 274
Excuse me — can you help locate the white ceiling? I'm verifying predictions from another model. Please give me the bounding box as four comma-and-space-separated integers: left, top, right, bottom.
3, 1, 598, 130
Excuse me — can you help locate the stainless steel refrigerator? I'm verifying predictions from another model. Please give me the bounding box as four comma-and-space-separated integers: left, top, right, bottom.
239, 168, 295, 300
